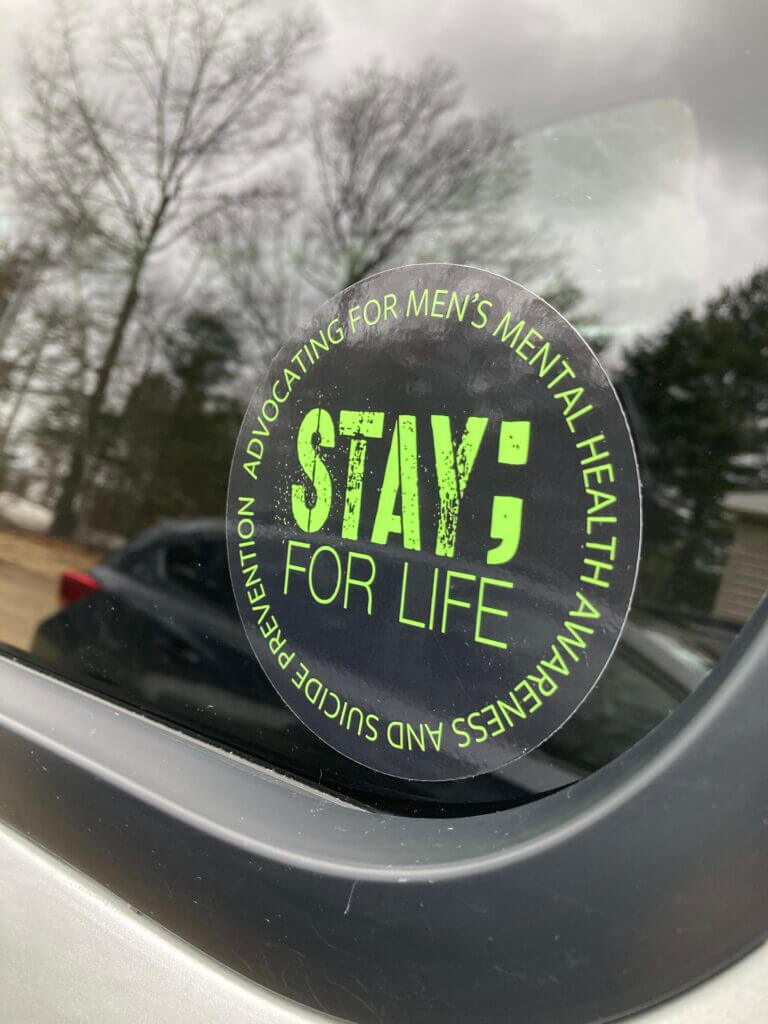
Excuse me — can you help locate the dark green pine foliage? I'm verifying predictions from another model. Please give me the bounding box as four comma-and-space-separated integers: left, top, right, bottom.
621, 268, 768, 611
87, 313, 244, 539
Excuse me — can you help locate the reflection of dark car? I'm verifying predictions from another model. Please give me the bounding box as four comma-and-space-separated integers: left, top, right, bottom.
543, 613, 720, 771
32, 518, 729, 809
33, 519, 398, 802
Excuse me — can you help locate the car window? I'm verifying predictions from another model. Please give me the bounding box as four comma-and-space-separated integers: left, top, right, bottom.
0, 0, 764, 814
120, 547, 161, 586
163, 538, 236, 615
546, 654, 684, 773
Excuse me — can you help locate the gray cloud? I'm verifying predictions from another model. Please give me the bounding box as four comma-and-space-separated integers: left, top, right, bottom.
1, 0, 766, 339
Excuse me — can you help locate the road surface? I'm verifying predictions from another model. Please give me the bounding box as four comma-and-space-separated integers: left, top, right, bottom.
0, 529, 99, 653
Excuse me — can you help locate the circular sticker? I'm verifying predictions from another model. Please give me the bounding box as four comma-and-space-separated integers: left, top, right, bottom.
227, 265, 641, 781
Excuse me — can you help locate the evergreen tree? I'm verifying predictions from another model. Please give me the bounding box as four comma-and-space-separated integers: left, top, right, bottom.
85, 312, 243, 540
621, 268, 768, 610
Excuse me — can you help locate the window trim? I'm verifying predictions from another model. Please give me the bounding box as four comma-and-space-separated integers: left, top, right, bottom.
0, 597, 766, 1024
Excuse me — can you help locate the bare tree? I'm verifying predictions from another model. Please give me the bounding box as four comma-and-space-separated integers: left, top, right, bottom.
203, 58, 582, 353
200, 191, 308, 382
0, 246, 47, 364
200, 60, 526, 358
306, 61, 523, 291
3, 0, 318, 535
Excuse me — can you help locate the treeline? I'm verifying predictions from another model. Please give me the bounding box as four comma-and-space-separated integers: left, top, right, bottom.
620, 268, 768, 611
0, 0, 572, 541
0, 0, 765, 615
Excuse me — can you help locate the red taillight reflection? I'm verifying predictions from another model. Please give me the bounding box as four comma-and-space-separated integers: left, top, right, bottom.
59, 570, 102, 606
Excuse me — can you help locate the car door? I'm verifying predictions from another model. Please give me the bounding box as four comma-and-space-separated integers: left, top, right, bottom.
0, 1, 766, 1022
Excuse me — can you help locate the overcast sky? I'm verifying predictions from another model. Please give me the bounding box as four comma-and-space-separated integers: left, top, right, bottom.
1, 0, 766, 347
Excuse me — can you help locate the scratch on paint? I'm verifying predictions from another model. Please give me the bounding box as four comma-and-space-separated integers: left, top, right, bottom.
343, 880, 359, 916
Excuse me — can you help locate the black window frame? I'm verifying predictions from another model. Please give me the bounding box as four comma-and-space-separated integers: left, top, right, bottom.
0, 594, 765, 1024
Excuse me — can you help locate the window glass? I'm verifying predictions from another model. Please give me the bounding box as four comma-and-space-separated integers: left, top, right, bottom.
163, 537, 236, 614
0, 0, 765, 812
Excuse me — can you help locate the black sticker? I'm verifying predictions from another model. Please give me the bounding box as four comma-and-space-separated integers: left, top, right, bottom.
226, 265, 641, 781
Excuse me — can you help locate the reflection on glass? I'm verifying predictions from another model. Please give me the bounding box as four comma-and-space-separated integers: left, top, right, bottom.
24, 518, 737, 809
0, 0, 765, 812
714, 493, 768, 623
